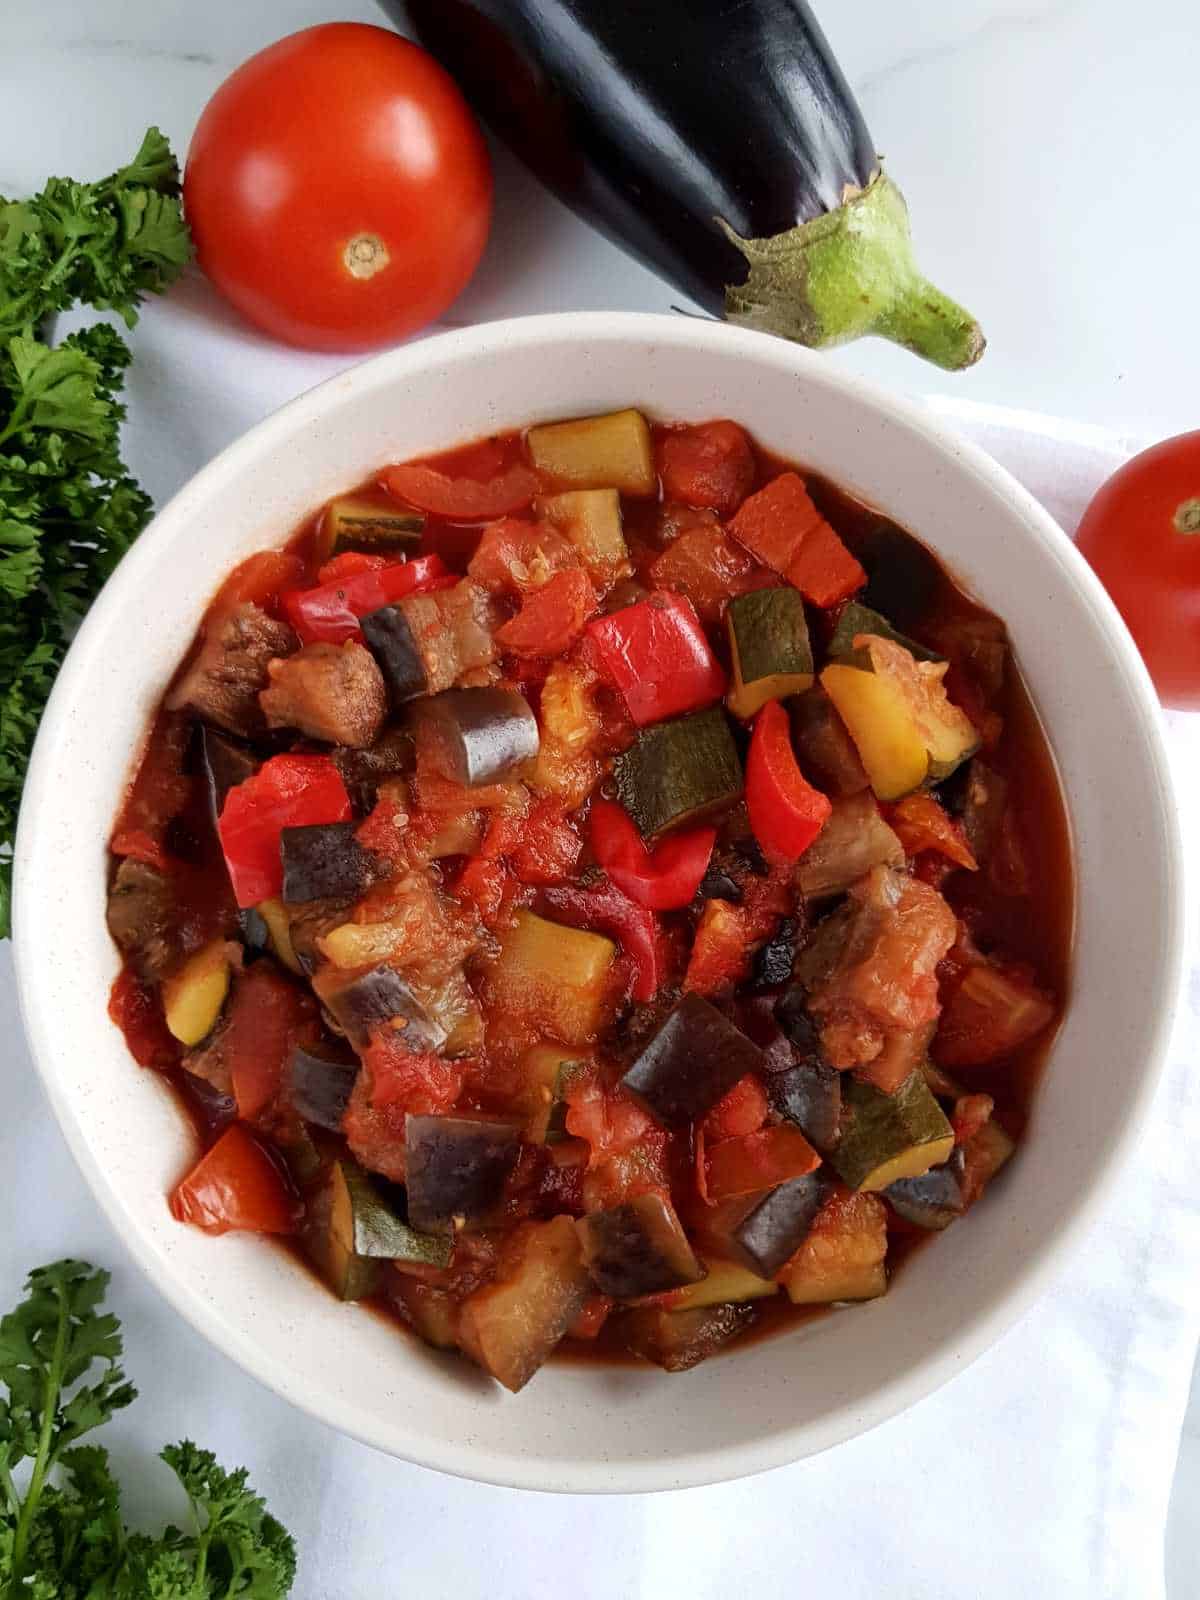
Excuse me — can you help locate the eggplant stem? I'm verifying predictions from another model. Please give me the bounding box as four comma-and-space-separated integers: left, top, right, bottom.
720, 173, 985, 372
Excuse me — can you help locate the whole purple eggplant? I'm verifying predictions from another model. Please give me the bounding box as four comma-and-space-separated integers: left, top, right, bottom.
383, 0, 984, 369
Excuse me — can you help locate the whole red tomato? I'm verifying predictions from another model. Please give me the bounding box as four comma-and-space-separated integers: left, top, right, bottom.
184, 23, 492, 351
1075, 430, 1200, 710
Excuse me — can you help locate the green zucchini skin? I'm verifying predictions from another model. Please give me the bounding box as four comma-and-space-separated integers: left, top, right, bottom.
729, 587, 814, 686
826, 601, 942, 665
614, 707, 743, 840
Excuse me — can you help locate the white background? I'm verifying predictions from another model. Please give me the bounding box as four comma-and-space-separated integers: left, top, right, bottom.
2, 1, 1199, 1595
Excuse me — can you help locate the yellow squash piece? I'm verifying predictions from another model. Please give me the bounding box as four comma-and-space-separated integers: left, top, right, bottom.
255, 898, 303, 975
668, 1259, 778, 1311
779, 1192, 889, 1305
830, 1073, 955, 1192
725, 587, 815, 719
536, 488, 632, 582
489, 910, 616, 1046
162, 941, 232, 1046
820, 633, 978, 801
527, 409, 656, 496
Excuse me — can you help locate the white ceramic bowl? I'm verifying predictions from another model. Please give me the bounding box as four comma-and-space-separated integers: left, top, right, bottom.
14, 313, 1183, 1493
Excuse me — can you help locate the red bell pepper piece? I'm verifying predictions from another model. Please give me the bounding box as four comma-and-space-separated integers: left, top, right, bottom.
729, 473, 865, 608
383, 459, 541, 520
217, 754, 352, 907
170, 1125, 299, 1236
745, 701, 832, 863
495, 567, 598, 657
585, 592, 725, 725
282, 553, 452, 645
541, 881, 663, 1003
588, 798, 715, 911
656, 420, 756, 518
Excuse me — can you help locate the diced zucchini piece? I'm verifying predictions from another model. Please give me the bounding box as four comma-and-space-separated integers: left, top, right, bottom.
391, 1275, 460, 1350
725, 587, 814, 719
826, 602, 942, 665
527, 409, 656, 496
304, 1157, 450, 1300
794, 789, 905, 898
577, 1193, 704, 1298
162, 941, 231, 1046
778, 1191, 888, 1305
614, 707, 743, 840
489, 910, 616, 1045
520, 1043, 586, 1143
667, 1259, 778, 1311
458, 1216, 591, 1391
536, 489, 631, 581
254, 898, 304, 975
323, 495, 425, 557
622, 1301, 755, 1372
830, 1072, 955, 1192
821, 634, 978, 800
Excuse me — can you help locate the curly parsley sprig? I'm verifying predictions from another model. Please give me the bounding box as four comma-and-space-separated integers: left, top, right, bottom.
0, 128, 191, 936
0, 1260, 296, 1598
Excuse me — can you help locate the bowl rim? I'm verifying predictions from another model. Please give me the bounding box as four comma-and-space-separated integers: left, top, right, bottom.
13, 310, 1185, 1494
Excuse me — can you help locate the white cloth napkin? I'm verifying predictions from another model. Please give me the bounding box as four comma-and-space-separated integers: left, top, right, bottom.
2, 281, 1197, 1600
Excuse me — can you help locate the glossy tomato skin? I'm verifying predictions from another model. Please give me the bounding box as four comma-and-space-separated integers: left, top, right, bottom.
184, 23, 492, 351
1075, 430, 1200, 710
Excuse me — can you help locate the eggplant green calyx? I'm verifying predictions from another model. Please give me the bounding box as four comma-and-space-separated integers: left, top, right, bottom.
719, 172, 985, 372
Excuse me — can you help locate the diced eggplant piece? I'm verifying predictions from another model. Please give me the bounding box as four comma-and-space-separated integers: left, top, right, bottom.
857, 520, 942, 631
885, 1151, 966, 1230
413, 687, 539, 787
772, 986, 821, 1051
830, 1072, 954, 1193
404, 1115, 523, 1235
458, 1216, 591, 1391
360, 602, 429, 705
695, 865, 743, 903
520, 1043, 585, 1143
622, 1301, 755, 1373
826, 601, 942, 665
288, 1039, 359, 1131
794, 789, 905, 898
260, 640, 387, 749
280, 821, 386, 905
332, 726, 415, 811
314, 963, 447, 1051
615, 707, 743, 840
790, 685, 869, 798
577, 1193, 704, 1299
489, 910, 616, 1047
304, 1157, 450, 1301
747, 917, 801, 991
668, 1259, 778, 1311
767, 1060, 842, 1153
106, 859, 179, 979
959, 758, 1008, 866
619, 994, 766, 1128
197, 724, 257, 825
778, 1190, 889, 1305
166, 602, 296, 738
697, 1172, 831, 1278
161, 941, 233, 1047
324, 495, 425, 555
238, 905, 271, 960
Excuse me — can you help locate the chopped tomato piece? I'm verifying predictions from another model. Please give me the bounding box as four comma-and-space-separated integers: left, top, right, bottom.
208, 550, 306, 617
585, 592, 725, 725
684, 899, 747, 997
729, 472, 865, 607
362, 1030, 464, 1116
746, 700, 832, 863
455, 856, 513, 927
704, 1124, 820, 1204
495, 567, 598, 657
317, 550, 390, 583
889, 793, 978, 871
354, 789, 410, 863
588, 798, 715, 910
109, 828, 170, 873
656, 421, 755, 517
702, 1074, 770, 1140
107, 968, 180, 1072
217, 754, 352, 907
225, 964, 319, 1121
282, 554, 451, 645
511, 797, 583, 885
567, 1295, 613, 1339
383, 459, 541, 520
468, 517, 577, 594
648, 514, 768, 623
934, 961, 1056, 1068
170, 1125, 299, 1236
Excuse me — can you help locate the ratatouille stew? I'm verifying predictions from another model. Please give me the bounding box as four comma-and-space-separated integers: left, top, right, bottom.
106, 408, 1070, 1390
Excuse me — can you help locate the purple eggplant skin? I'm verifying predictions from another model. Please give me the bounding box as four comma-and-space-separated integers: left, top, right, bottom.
320, 964, 447, 1052
747, 917, 801, 991
280, 821, 386, 905
577, 1193, 704, 1299
620, 994, 766, 1128
360, 603, 428, 705
404, 1115, 523, 1234
713, 1173, 831, 1277
395, 0, 874, 317
768, 1061, 842, 1153
886, 1152, 966, 1230
414, 687, 539, 787
288, 1041, 360, 1132
196, 724, 257, 825
622, 1301, 755, 1373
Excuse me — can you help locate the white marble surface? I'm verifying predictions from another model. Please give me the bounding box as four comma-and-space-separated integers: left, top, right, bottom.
2, 1, 1199, 1594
